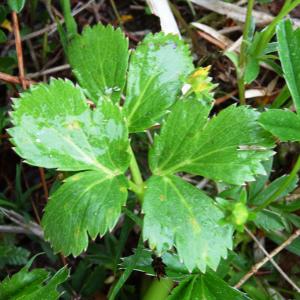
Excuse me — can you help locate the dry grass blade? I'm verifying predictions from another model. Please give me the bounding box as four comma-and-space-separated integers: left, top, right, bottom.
146, 0, 181, 36
190, 0, 273, 25
0, 208, 43, 238
191, 22, 233, 48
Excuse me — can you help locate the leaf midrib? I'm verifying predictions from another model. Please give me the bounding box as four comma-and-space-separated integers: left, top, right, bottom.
278, 22, 300, 112
54, 129, 117, 176
167, 177, 201, 232
126, 73, 159, 124
155, 145, 242, 176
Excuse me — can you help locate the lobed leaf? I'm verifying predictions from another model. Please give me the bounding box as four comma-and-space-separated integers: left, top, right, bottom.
150, 99, 274, 185
67, 24, 129, 103
124, 32, 194, 132
276, 19, 300, 112
259, 109, 300, 141
0, 264, 68, 300
167, 272, 251, 300
42, 171, 128, 256
9, 79, 130, 176
143, 175, 233, 272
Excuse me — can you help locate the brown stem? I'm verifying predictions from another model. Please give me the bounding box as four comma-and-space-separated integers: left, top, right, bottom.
12, 11, 26, 89
0, 71, 35, 86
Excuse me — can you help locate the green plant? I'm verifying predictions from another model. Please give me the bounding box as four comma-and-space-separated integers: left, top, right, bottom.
6, 22, 278, 299
5, 3, 300, 296
226, 0, 300, 104
0, 256, 68, 300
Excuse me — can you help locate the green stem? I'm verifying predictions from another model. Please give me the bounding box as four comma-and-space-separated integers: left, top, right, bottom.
238, 0, 255, 105
129, 146, 145, 201
128, 180, 142, 196
255, 0, 300, 56
128, 148, 174, 300
108, 147, 146, 299
142, 278, 174, 300
255, 155, 300, 212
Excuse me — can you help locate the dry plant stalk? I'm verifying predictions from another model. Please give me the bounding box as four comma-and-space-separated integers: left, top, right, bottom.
235, 229, 300, 289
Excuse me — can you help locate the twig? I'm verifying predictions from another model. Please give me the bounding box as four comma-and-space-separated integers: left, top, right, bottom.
12, 11, 26, 89
0, 72, 35, 86
215, 90, 238, 105
0, 225, 40, 236
244, 227, 300, 292
26, 64, 70, 79
235, 228, 300, 289
0, 208, 44, 238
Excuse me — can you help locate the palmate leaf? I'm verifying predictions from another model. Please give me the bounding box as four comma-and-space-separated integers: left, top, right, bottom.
167, 272, 251, 300
143, 175, 233, 272
259, 109, 300, 141
9, 79, 130, 255
150, 99, 274, 185
67, 24, 129, 103
9, 78, 130, 176
0, 262, 68, 300
124, 32, 194, 132
276, 19, 300, 112
42, 171, 128, 255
